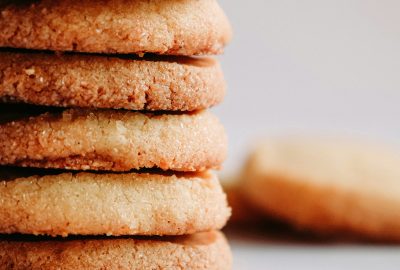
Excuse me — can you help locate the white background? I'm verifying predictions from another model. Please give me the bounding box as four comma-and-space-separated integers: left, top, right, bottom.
215, 0, 400, 173
215, 1, 400, 269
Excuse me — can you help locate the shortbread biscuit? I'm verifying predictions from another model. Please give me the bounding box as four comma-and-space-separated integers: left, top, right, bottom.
0, 51, 225, 111
0, 168, 230, 236
0, 109, 227, 171
0, 0, 232, 55
242, 137, 400, 241
222, 178, 263, 225
0, 231, 232, 270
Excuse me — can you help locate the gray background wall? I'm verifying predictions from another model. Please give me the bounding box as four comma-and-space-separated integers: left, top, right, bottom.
215, 0, 400, 173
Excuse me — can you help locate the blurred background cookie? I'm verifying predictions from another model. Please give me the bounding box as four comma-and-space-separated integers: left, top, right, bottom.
239, 137, 400, 241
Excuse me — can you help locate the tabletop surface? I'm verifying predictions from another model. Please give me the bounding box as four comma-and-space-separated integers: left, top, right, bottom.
225, 228, 400, 270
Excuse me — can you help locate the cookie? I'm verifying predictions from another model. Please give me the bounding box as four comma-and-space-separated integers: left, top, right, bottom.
241, 137, 400, 240
0, 168, 230, 236
222, 178, 264, 225
0, 0, 232, 55
0, 109, 227, 172
0, 231, 232, 270
0, 51, 225, 111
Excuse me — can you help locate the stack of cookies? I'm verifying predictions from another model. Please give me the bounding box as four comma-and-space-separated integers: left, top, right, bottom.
0, 0, 232, 269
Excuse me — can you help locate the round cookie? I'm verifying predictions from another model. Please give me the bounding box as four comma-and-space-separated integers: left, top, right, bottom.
0, 231, 232, 270
0, 168, 230, 236
242, 137, 400, 241
0, 109, 227, 172
0, 0, 232, 55
0, 51, 225, 111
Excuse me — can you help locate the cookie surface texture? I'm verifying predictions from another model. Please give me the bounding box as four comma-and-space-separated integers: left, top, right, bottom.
0, 231, 232, 270
0, 51, 225, 111
0, 169, 230, 236
0, 109, 227, 171
0, 0, 232, 55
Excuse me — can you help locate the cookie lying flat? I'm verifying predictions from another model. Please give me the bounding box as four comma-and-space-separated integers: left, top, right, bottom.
0, 231, 232, 270
242, 137, 400, 241
222, 178, 264, 225
0, 51, 225, 111
0, 168, 230, 236
0, 0, 231, 55
0, 109, 227, 171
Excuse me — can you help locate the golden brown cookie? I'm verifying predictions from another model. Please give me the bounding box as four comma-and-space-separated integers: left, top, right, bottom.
0, 0, 232, 55
0, 109, 227, 172
222, 177, 264, 225
0, 168, 230, 236
242, 137, 400, 241
0, 51, 225, 111
0, 231, 232, 270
